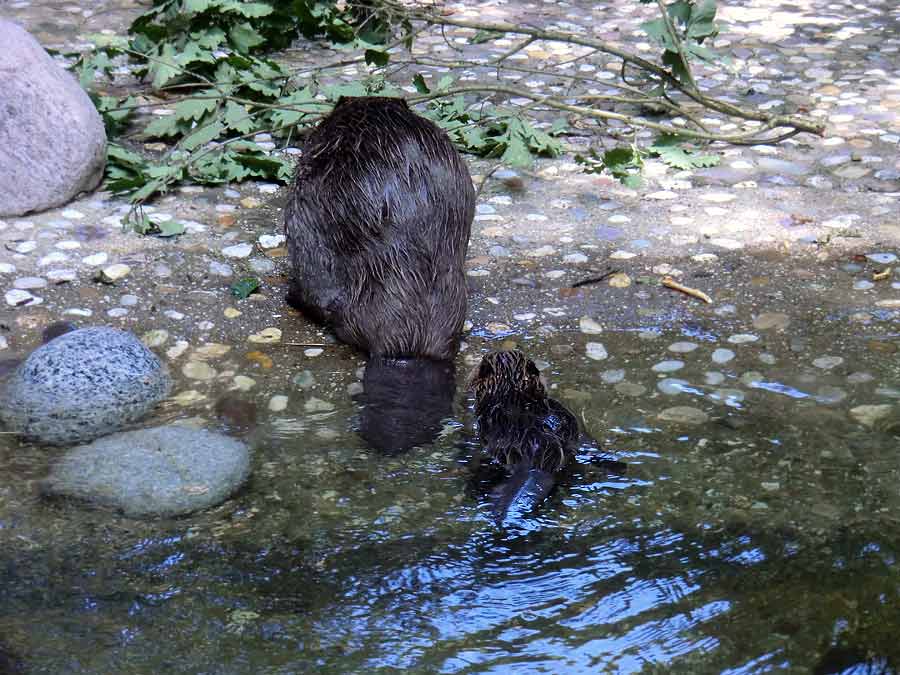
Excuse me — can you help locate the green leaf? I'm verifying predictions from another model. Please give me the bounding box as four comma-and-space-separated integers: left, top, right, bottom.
220, 1, 273, 18
229, 22, 265, 52
436, 75, 454, 91
131, 178, 169, 203
151, 43, 181, 89
412, 73, 429, 94
500, 126, 531, 168
143, 114, 183, 138
182, 120, 225, 150
156, 220, 186, 237
223, 101, 255, 133
183, 0, 213, 12
364, 49, 389, 66
231, 277, 260, 299
470, 29, 500, 44
193, 26, 227, 49
173, 93, 219, 121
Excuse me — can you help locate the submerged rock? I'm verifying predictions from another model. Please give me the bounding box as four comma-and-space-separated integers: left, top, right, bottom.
42, 425, 251, 518
0, 327, 171, 445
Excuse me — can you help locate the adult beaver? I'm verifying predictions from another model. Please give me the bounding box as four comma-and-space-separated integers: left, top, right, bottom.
284, 96, 475, 362
469, 349, 625, 521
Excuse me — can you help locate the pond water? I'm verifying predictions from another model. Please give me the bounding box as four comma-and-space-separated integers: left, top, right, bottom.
2, 308, 899, 674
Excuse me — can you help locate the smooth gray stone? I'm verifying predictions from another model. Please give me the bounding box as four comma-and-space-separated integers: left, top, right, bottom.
0, 327, 170, 445
42, 425, 251, 517
0, 20, 107, 216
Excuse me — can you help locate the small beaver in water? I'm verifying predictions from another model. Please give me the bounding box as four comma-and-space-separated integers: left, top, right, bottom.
469, 349, 579, 520
284, 96, 475, 362
469, 349, 627, 520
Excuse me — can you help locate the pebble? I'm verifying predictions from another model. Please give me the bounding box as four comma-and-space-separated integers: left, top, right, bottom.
711, 348, 735, 364
82, 252, 108, 266
709, 389, 745, 407
259, 234, 285, 249
142, 329, 169, 348
668, 341, 698, 353
700, 193, 737, 203
704, 371, 726, 385
222, 243, 253, 258
652, 360, 684, 373
849, 404, 894, 427
846, 372, 875, 384
98, 263, 131, 283
0, 263, 14, 274
601, 369, 625, 384
5, 289, 40, 306
658, 378, 691, 395
232, 375, 256, 391
753, 313, 790, 331
579, 316, 603, 334
14, 241, 36, 254
526, 245, 556, 257
866, 253, 897, 264
563, 253, 588, 264
304, 348, 324, 357
268, 395, 289, 412
13, 276, 47, 289
853, 280, 874, 290
658, 406, 709, 425
47, 269, 77, 283
304, 397, 335, 413
183, 361, 216, 380
609, 250, 637, 260
709, 238, 744, 250
249, 258, 275, 274
292, 370, 315, 389
812, 355, 844, 370
608, 273, 632, 288
585, 342, 608, 360
615, 382, 646, 397
209, 261, 233, 277
815, 387, 847, 405
728, 333, 759, 344
248, 327, 282, 344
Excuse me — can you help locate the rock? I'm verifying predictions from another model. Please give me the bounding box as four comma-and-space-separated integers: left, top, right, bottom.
97, 263, 131, 284
0, 20, 106, 217
41, 425, 250, 518
585, 342, 608, 360
849, 404, 894, 428
658, 406, 709, 425
0, 327, 171, 445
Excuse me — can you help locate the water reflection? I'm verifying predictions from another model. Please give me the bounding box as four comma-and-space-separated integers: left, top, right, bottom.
356, 357, 456, 455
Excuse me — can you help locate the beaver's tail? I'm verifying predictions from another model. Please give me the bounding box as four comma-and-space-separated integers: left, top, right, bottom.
490, 462, 558, 524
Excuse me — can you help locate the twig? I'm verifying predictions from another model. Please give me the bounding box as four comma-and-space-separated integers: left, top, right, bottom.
571, 269, 620, 288
662, 275, 712, 303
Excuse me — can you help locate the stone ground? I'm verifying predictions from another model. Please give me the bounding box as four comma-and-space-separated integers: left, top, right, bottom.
1, 0, 898, 415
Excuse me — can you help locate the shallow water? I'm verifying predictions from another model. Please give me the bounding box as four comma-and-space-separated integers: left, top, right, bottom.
2, 308, 900, 673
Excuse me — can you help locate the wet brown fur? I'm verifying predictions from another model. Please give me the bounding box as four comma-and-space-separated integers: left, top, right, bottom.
469, 350, 579, 474
284, 96, 475, 360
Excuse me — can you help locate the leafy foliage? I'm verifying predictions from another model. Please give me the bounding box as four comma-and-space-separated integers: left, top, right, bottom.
639, 0, 720, 83
418, 81, 566, 167
576, 134, 719, 187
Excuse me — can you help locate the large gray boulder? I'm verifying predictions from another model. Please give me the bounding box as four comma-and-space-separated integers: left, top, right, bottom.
0, 19, 107, 217
0, 327, 171, 445
42, 425, 252, 518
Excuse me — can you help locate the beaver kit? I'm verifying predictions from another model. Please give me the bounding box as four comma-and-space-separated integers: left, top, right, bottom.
284, 96, 475, 362
469, 349, 580, 520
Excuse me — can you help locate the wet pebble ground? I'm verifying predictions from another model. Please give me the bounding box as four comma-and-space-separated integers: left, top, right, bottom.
1, 0, 900, 673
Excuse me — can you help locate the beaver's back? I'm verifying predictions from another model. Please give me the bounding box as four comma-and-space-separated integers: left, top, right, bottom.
285, 96, 474, 360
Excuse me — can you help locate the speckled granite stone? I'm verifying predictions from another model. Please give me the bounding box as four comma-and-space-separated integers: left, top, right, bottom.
0, 326, 171, 445
41, 425, 251, 517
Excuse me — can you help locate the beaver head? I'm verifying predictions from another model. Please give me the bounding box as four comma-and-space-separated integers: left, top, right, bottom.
468, 349, 546, 407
